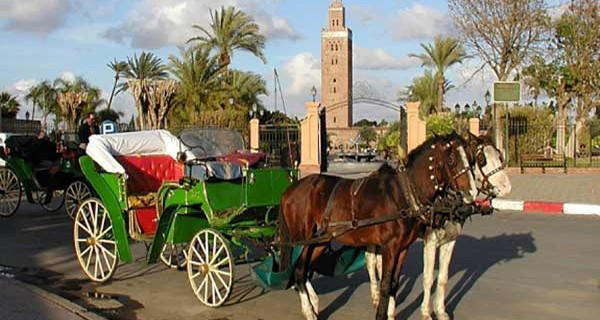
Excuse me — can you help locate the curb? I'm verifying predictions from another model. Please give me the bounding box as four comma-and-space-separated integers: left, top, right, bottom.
489, 199, 600, 216
3, 277, 108, 320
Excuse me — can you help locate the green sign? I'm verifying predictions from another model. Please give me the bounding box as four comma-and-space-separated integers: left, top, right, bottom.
493, 82, 521, 102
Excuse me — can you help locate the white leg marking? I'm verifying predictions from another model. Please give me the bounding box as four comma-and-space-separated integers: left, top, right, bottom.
306, 280, 319, 314
366, 245, 380, 308
421, 233, 437, 320
434, 240, 456, 320
297, 282, 317, 320
387, 295, 396, 320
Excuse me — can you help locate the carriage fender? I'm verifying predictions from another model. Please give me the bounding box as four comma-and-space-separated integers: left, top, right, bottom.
79, 156, 133, 263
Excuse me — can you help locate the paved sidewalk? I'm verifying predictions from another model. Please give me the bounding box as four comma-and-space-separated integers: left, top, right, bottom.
507, 173, 600, 204
0, 276, 102, 320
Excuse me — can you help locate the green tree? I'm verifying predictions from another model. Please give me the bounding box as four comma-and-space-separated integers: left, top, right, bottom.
354, 119, 377, 127
400, 70, 454, 117
0, 92, 20, 118
54, 77, 105, 131
410, 36, 468, 113
188, 6, 267, 68
121, 52, 168, 129
106, 59, 128, 110
27, 81, 59, 126
230, 70, 267, 110
358, 126, 377, 147
97, 108, 123, 123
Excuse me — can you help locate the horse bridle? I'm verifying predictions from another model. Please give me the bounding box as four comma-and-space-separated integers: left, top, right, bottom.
428, 140, 473, 200
473, 143, 505, 198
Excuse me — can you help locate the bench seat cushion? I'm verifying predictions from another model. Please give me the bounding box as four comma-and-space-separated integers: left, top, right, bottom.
116, 155, 184, 194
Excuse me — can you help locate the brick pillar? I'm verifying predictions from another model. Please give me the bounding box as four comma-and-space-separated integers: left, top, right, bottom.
250, 118, 259, 152
469, 118, 480, 136
407, 102, 426, 153
299, 102, 321, 177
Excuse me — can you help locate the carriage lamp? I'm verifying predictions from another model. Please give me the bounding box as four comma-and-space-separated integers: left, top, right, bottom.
310, 86, 317, 102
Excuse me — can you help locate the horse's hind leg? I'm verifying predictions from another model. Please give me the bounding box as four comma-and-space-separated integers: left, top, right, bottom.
386, 248, 409, 320
434, 240, 456, 320
366, 245, 381, 308
420, 234, 437, 320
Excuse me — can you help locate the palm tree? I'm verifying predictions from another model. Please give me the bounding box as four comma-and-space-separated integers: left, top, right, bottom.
121, 52, 168, 129
0, 92, 21, 118
24, 85, 42, 120
410, 36, 468, 113
188, 6, 267, 68
106, 59, 128, 110
230, 70, 267, 110
401, 71, 454, 117
169, 46, 225, 114
54, 77, 105, 131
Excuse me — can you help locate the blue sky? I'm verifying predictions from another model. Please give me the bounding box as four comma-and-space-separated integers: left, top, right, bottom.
0, 0, 501, 122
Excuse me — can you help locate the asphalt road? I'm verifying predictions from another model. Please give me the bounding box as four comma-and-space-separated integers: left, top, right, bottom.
0, 203, 599, 320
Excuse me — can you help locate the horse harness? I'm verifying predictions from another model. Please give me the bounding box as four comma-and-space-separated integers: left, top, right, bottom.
292, 140, 474, 246
473, 143, 504, 199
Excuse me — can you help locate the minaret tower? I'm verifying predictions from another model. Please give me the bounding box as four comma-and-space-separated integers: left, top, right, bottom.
321, 0, 353, 128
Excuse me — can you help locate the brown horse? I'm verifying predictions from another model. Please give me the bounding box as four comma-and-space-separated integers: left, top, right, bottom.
278, 133, 478, 320
365, 132, 512, 320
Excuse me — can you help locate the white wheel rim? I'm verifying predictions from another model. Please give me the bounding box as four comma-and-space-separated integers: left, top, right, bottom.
187, 229, 233, 307
161, 243, 189, 269
73, 199, 118, 282
66, 181, 91, 219
0, 169, 21, 216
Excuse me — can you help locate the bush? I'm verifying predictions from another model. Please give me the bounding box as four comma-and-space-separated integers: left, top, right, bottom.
426, 114, 455, 138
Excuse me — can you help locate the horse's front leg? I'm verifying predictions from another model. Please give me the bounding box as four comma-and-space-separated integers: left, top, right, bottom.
420, 234, 437, 320
366, 245, 381, 308
434, 240, 456, 320
294, 246, 318, 320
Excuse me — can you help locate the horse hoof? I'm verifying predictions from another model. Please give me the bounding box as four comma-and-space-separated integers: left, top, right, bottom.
421, 315, 432, 320
435, 313, 450, 320
372, 299, 379, 309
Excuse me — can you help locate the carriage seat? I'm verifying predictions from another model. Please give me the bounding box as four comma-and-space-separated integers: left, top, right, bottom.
116, 155, 184, 194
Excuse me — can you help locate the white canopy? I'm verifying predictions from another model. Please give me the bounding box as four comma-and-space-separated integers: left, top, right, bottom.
86, 130, 191, 174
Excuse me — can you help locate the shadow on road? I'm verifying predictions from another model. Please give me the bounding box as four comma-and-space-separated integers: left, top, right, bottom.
396, 232, 537, 319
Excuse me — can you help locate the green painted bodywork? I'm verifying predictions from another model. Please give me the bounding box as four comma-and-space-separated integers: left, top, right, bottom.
4, 155, 84, 203
79, 154, 298, 266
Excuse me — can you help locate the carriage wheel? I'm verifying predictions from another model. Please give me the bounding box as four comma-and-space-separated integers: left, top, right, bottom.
160, 243, 189, 269
187, 229, 233, 307
0, 168, 21, 217
65, 181, 92, 220
73, 198, 118, 282
36, 189, 65, 212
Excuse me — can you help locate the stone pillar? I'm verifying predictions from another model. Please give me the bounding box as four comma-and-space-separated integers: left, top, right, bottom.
249, 118, 259, 152
407, 102, 426, 153
299, 102, 321, 177
556, 120, 566, 154
469, 118, 480, 136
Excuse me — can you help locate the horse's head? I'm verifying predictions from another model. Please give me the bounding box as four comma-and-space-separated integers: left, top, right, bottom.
407, 133, 478, 204
465, 132, 511, 198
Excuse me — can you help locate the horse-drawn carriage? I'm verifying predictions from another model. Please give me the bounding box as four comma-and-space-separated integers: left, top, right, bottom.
73, 128, 297, 306
0, 134, 92, 218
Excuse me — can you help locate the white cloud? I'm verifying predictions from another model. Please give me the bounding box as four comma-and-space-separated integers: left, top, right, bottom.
11, 79, 38, 93
0, 0, 70, 34
282, 52, 321, 96
348, 4, 379, 25
102, 0, 300, 49
388, 3, 453, 41
58, 71, 77, 83
355, 47, 419, 70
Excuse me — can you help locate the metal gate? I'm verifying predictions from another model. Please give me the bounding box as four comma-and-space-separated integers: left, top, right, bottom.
259, 124, 300, 167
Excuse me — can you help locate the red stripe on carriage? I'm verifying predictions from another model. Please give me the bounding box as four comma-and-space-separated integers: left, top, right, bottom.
523, 201, 563, 214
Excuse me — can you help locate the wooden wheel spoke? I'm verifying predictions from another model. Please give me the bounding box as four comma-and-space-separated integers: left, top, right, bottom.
212, 269, 229, 288
209, 244, 225, 265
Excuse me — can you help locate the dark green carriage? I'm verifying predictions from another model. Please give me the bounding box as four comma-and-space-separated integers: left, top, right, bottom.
73, 128, 297, 307
0, 134, 91, 218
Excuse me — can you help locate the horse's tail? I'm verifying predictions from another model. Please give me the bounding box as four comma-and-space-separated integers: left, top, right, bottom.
276, 205, 293, 274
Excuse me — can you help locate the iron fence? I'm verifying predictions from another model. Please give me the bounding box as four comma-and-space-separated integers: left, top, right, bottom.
504, 116, 600, 168
259, 124, 300, 167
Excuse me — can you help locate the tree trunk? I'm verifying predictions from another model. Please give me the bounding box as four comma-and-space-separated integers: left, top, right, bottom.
107, 76, 119, 110
437, 73, 444, 113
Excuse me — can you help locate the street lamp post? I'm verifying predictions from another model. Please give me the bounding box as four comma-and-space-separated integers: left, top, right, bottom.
310, 86, 317, 103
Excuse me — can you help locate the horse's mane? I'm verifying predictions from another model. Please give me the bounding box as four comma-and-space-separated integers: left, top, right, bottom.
406, 132, 465, 167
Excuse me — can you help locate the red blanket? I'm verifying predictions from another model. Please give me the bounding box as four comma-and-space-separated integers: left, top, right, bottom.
218, 151, 266, 167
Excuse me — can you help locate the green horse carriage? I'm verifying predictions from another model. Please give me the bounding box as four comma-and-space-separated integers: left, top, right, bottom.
73, 128, 297, 306
0, 134, 92, 218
